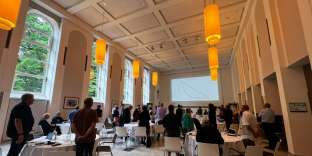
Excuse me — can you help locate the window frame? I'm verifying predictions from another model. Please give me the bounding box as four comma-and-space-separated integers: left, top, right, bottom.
123, 59, 133, 105
143, 69, 149, 105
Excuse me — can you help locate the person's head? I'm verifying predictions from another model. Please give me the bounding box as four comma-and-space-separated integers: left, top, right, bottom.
43, 113, 50, 119
21, 93, 35, 105
186, 108, 191, 114
225, 104, 230, 109
114, 104, 117, 108
208, 103, 215, 111
264, 103, 271, 109
56, 111, 61, 117
168, 105, 174, 112
202, 119, 210, 126
129, 105, 133, 110
178, 104, 181, 108
160, 103, 163, 107
241, 104, 249, 112
181, 105, 183, 108
142, 106, 147, 112
204, 109, 207, 112
84, 98, 93, 108
116, 106, 119, 110
97, 105, 101, 109
221, 105, 224, 108
199, 106, 201, 109
121, 104, 124, 107
75, 105, 79, 110
191, 113, 196, 118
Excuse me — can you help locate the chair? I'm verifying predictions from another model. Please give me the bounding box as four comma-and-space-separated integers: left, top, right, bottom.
134, 127, 147, 148
261, 139, 282, 156
96, 134, 117, 156
104, 117, 113, 129
38, 125, 44, 135
164, 137, 183, 156
229, 146, 263, 156
197, 142, 219, 156
50, 151, 75, 156
96, 123, 104, 134
116, 127, 129, 148
153, 125, 165, 140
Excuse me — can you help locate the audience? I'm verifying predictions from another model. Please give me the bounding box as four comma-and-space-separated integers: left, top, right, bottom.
138, 106, 150, 144
163, 105, 181, 156
122, 105, 133, 125
72, 98, 98, 156
113, 106, 120, 125
95, 105, 103, 122
38, 113, 54, 136
133, 105, 141, 118
208, 103, 217, 129
68, 105, 79, 122
182, 108, 194, 134
238, 104, 259, 148
204, 109, 208, 115
192, 114, 202, 130
51, 111, 65, 124
156, 103, 166, 140
176, 104, 183, 121
196, 106, 203, 115
224, 104, 233, 131
219, 105, 225, 119
6, 94, 35, 156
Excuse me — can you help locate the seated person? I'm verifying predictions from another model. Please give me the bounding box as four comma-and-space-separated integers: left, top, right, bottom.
204, 109, 209, 115
132, 112, 139, 122
196, 119, 224, 156
192, 114, 202, 130
51, 111, 65, 124
38, 113, 54, 136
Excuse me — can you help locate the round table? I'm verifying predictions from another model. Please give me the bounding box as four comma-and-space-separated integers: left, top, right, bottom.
20, 134, 100, 156
183, 132, 245, 156
124, 122, 155, 143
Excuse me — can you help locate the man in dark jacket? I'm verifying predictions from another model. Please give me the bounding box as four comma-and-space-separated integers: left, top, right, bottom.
224, 104, 233, 131
133, 105, 140, 117
38, 113, 54, 136
176, 104, 183, 121
122, 105, 133, 125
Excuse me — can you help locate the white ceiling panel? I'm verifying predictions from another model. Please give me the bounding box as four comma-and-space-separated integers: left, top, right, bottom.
221, 26, 239, 38
170, 20, 204, 37
168, 62, 187, 68
54, 0, 84, 8
160, 0, 204, 23
182, 44, 209, 54
154, 0, 168, 4
98, 0, 147, 18
162, 57, 184, 64
129, 47, 148, 55
189, 59, 208, 65
137, 30, 169, 44
220, 9, 243, 25
215, 0, 245, 8
219, 48, 233, 55
156, 50, 180, 59
96, 25, 126, 39
177, 34, 206, 47
75, 6, 108, 26
216, 39, 235, 48
140, 55, 156, 61
172, 66, 190, 71
117, 38, 137, 48
148, 41, 175, 52
186, 53, 207, 60
192, 64, 210, 68
121, 13, 160, 33
148, 61, 162, 66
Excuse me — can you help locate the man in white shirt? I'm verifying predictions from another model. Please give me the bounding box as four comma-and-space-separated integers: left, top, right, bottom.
156, 103, 166, 140
258, 103, 278, 150
112, 105, 117, 118
238, 104, 259, 148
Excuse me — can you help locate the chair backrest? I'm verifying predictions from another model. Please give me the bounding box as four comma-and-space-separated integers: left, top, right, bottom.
108, 118, 112, 124
135, 127, 146, 137
245, 146, 263, 156
60, 125, 70, 134
116, 127, 128, 137
230, 124, 239, 132
164, 137, 182, 153
154, 125, 164, 133
38, 125, 44, 135
274, 139, 282, 156
50, 151, 75, 156
96, 123, 104, 131
197, 142, 219, 156
112, 134, 118, 143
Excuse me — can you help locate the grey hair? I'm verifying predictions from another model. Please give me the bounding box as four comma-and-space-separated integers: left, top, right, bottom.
43, 113, 50, 118
21, 94, 33, 102
56, 111, 60, 115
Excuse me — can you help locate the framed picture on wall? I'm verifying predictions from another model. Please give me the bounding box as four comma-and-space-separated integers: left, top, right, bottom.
111, 100, 118, 109
64, 97, 79, 109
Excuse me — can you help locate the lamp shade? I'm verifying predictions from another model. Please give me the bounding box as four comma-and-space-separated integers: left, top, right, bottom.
152, 72, 158, 86
210, 67, 218, 81
95, 39, 106, 65
0, 0, 22, 30
133, 61, 140, 78
204, 4, 221, 45
208, 47, 219, 69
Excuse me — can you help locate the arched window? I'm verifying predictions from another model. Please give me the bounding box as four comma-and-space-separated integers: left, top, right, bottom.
12, 14, 53, 94
143, 68, 149, 105
123, 59, 133, 104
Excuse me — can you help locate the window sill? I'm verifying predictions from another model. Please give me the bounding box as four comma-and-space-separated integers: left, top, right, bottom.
10, 93, 48, 100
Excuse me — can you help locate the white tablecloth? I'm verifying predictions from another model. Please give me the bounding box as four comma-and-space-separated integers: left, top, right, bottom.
21, 134, 100, 156
183, 132, 245, 156
124, 123, 155, 143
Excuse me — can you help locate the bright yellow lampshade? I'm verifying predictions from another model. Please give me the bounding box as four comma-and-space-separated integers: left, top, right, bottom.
133, 61, 140, 78
210, 67, 218, 81
0, 0, 22, 30
152, 72, 158, 86
208, 47, 219, 69
204, 4, 221, 45
95, 39, 106, 65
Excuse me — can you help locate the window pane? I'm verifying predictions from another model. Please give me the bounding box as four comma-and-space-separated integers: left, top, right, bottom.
25, 15, 52, 35
125, 62, 128, 69
92, 45, 96, 64
88, 87, 99, 98
123, 92, 127, 101
16, 57, 46, 76
19, 41, 49, 61
89, 75, 99, 86
91, 65, 100, 77
13, 75, 44, 93
25, 28, 50, 46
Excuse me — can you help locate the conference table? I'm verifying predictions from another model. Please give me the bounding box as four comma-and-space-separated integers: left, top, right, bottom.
21, 134, 101, 156
124, 122, 155, 143
183, 131, 245, 156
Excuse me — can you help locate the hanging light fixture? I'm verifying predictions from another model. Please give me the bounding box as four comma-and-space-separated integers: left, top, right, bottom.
208, 47, 219, 69
152, 72, 158, 86
133, 42, 140, 78
204, 1, 221, 45
0, 0, 22, 30
210, 68, 218, 81
95, 12, 107, 65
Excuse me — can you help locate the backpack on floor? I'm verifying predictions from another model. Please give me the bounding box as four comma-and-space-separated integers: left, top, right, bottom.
146, 133, 151, 147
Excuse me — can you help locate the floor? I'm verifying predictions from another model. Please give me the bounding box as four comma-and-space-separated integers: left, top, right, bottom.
0, 135, 292, 156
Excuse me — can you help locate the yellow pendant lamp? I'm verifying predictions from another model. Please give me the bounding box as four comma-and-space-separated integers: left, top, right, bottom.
95, 39, 106, 65
0, 0, 22, 30
152, 72, 158, 86
208, 47, 219, 69
204, 4, 221, 45
210, 67, 218, 81
133, 61, 140, 78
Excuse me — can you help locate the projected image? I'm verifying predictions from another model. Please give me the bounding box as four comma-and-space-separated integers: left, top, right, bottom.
171, 76, 219, 101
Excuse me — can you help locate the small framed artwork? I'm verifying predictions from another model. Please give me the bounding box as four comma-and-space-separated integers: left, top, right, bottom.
64, 97, 79, 109
111, 100, 118, 109
289, 103, 308, 112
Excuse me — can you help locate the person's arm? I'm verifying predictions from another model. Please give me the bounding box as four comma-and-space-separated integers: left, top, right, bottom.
77, 122, 96, 142
246, 125, 259, 138
258, 110, 263, 118
15, 119, 24, 144
72, 123, 80, 136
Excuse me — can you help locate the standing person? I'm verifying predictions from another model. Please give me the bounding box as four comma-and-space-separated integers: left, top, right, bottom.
113, 106, 120, 126
119, 104, 124, 126
192, 114, 202, 130
122, 105, 133, 125
138, 106, 150, 144
72, 98, 98, 156
196, 106, 203, 115
176, 104, 183, 121
163, 105, 181, 156
181, 105, 186, 117
258, 103, 277, 150
238, 104, 259, 148
95, 105, 103, 123
156, 103, 166, 140
182, 108, 194, 135
133, 105, 141, 117
38, 113, 54, 136
6, 94, 35, 156
68, 105, 79, 122
120, 104, 125, 115
208, 103, 217, 129
112, 104, 117, 118
219, 105, 225, 119
224, 104, 233, 131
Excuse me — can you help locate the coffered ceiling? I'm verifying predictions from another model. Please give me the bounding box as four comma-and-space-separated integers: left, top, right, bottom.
53, 0, 247, 72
